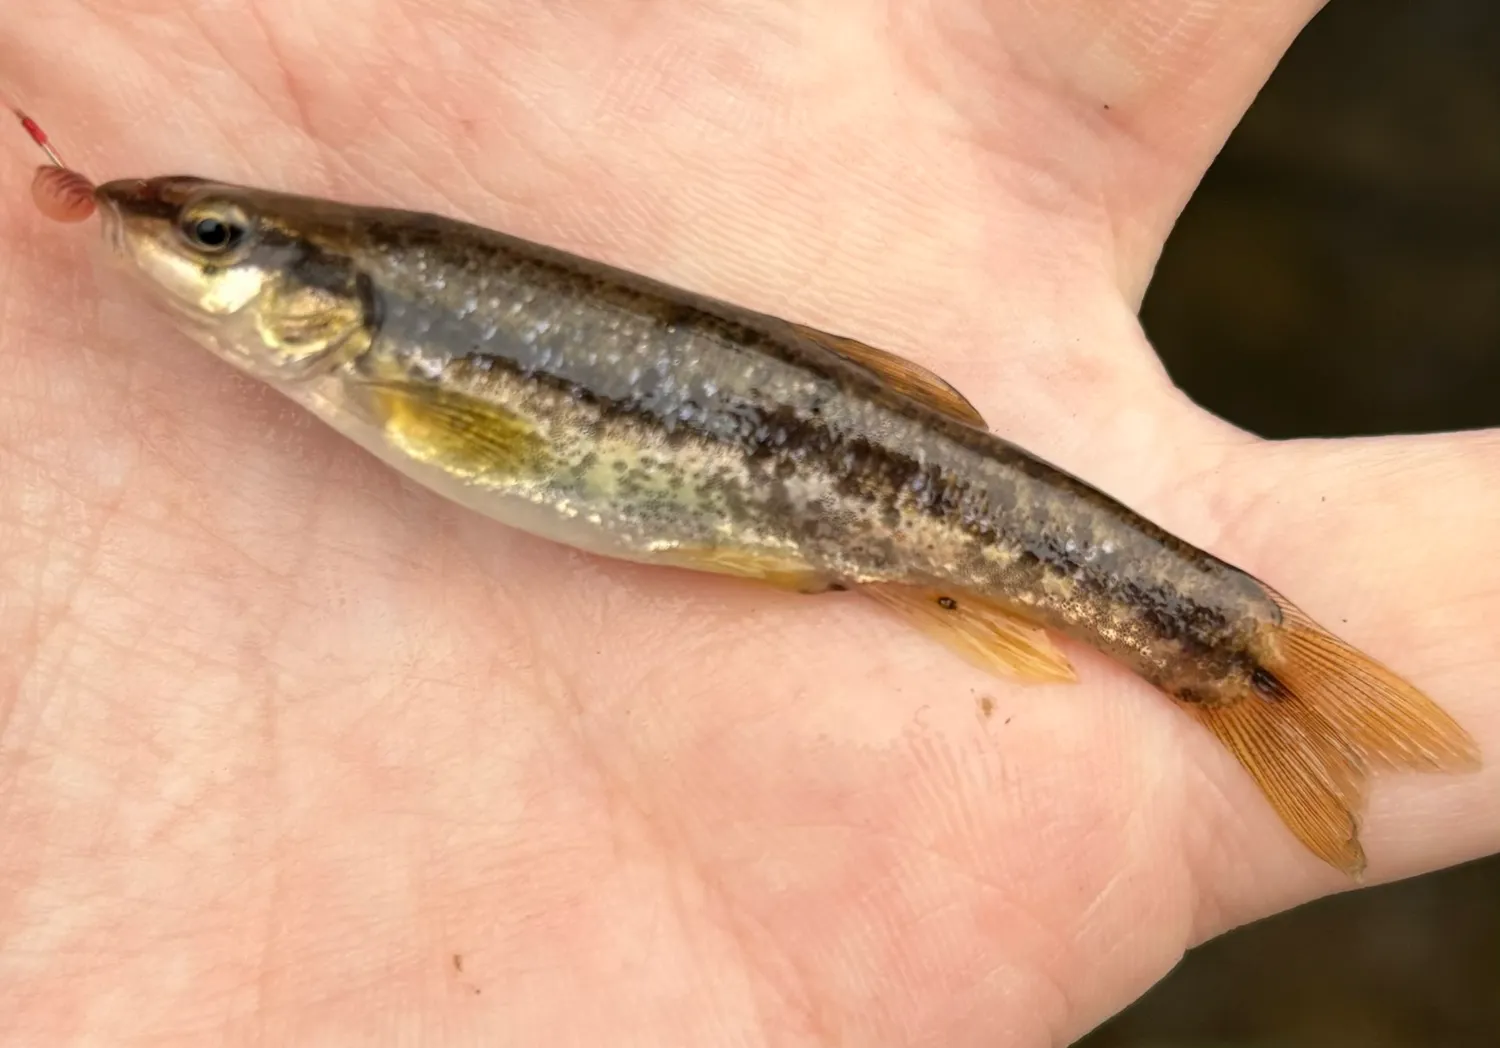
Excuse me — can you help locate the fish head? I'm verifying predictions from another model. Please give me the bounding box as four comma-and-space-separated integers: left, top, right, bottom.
94, 176, 376, 383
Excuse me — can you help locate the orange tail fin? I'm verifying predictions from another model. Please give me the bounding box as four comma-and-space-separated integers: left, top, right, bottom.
1191, 592, 1480, 878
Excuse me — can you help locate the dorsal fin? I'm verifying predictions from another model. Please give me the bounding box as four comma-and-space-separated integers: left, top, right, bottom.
790, 322, 988, 429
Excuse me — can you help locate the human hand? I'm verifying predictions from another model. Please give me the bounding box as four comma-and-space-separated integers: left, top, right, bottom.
2, 2, 1495, 1044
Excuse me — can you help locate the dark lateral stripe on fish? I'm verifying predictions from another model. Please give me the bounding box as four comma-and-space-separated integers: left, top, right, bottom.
93, 175, 1481, 878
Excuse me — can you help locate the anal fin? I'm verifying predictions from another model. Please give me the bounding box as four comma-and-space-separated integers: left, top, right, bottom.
862, 584, 1077, 683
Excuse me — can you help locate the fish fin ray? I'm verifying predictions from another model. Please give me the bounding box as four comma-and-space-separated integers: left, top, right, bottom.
1192, 591, 1480, 879
651, 545, 833, 593
862, 584, 1077, 683
1267, 592, 1481, 774
365, 382, 548, 477
1188, 698, 1369, 878
790, 323, 988, 429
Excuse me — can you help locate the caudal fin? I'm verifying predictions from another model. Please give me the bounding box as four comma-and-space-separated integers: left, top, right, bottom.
1193, 591, 1481, 878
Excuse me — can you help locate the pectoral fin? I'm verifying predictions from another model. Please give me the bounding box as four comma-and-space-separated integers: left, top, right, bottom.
790, 323, 988, 429
365, 382, 549, 479
863, 584, 1077, 683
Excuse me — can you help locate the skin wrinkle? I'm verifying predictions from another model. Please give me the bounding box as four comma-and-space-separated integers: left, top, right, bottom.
1130, 428, 1250, 565
1163, 699, 1247, 921
544, 631, 677, 873
742, 822, 903, 1044
15, 353, 296, 1029
736, 920, 829, 1047
1185, 760, 1279, 940
21, 485, 127, 712
248, 516, 290, 1040
1094, 115, 1203, 303
122, 23, 265, 177
719, 820, 852, 1046
694, 719, 1100, 1043
479, 570, 678, 976
661, 859, 769, 1046
641, 734, 861, 1044
239, 3, 320, 160
0, 513, 44, 752
892, 2, 1118, 229
908, 0, 1326, 301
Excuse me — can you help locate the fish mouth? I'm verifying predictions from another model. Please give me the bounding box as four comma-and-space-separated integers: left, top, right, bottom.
94, 193, 126, 257
89, 189, 224, 342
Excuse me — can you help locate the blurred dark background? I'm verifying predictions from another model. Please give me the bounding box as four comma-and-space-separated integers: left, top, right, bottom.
1082, 2, 1499, 1046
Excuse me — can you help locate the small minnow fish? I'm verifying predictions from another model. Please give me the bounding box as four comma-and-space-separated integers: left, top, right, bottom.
84, 174, 1478, 877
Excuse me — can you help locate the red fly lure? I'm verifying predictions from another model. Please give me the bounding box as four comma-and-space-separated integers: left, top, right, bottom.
7, 103, 96, 223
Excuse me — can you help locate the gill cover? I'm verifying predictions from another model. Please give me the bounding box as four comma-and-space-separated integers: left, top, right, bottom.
96, 176, 381, 378
254, 263, 377, 370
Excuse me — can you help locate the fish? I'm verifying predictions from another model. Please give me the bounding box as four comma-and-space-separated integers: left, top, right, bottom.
89, 174, 1480, 877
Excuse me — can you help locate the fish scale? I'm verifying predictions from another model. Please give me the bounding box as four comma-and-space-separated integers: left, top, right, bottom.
85, 173, 1480, 878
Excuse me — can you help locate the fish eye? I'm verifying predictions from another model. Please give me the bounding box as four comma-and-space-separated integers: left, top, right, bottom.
177, 203, 251, 255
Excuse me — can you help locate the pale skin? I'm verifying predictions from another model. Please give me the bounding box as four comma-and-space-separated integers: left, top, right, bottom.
0, 1, 1496, 1044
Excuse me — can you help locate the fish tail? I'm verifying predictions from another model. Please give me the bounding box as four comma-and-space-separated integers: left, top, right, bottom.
1191, 590, 1481, 878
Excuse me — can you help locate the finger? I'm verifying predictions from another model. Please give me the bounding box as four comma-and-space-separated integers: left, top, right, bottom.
1056, 0, 1333, 297
1184, 429, 1500, 936
905, 0, 1328, 298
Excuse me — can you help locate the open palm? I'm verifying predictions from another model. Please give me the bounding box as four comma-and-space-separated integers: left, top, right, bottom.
2, 2, 1496, 1044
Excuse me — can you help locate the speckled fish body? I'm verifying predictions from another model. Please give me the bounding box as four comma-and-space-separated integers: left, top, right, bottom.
93, 176, 1480, 877
100, 178, 1268, 689
354, 213, 1271, 686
